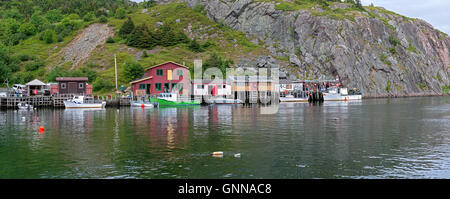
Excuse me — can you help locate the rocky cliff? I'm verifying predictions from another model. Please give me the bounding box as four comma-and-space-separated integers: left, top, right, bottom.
166, 0, 449, 97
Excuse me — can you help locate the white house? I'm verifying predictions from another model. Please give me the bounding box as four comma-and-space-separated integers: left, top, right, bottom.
192, 79, 232, 97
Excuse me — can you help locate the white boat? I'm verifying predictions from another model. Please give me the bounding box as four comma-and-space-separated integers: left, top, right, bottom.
64, 96, 106, 109
18, 102, 33, 110
323, 88, 362, 101
130, 100, 155, 108
279, 94, 308, 103
206, 97, 243, 104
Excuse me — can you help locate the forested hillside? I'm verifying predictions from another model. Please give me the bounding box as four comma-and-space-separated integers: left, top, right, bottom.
0, 0, 270, 94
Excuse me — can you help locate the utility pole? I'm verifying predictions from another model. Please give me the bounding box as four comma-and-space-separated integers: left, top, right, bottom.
114, 54, 118, 91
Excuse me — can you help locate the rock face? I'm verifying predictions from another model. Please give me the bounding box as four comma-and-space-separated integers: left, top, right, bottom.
63, 23, 114, 68
175, 0, 449, 97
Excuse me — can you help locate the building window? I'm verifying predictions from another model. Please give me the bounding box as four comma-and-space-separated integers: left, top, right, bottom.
173, 83, 183, 90
164, 83, 170, 92
61, 83, 66, 89
197, 85, 203, 89
79, 83, 84, 89
156, 69, 163, 76
223, 85, 226, 88
155, 83, 162, 91
177, 69, 183, 76
139, 84, 146, 89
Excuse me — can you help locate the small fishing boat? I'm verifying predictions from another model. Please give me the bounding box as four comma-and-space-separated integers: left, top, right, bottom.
17, 102, 33, 110
323, 88, 362, 101
64, 96, 106, 109
130, 100, 155, 108
150, 93, 200, 107
279, 94, 308, 103
206, 97, 243, 104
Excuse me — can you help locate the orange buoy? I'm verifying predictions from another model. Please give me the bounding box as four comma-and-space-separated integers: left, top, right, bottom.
212, 151, 224, 157
141, 104, 145, 109
38, 126, 45, 133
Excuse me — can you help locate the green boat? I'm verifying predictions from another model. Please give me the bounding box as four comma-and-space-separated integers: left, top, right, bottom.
150, 93, 201, 107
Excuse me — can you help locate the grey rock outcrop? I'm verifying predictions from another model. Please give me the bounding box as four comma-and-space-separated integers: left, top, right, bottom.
174, 0, 449, 97
62, 23, 114, 68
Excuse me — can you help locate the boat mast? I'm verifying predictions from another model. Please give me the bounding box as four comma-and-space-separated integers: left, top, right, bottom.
114, 54, 118, 91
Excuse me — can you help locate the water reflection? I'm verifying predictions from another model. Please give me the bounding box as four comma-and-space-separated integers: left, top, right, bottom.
0, 96, 449, 178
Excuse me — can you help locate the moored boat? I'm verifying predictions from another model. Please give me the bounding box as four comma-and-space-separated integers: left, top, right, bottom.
150, 93, 200, 107
206, 97, 243, 104
279, 94, 308, 103
323, 88, 362, 101
130, 100, 156, 108
17, 102, 33, 110
64, 96, 106, 109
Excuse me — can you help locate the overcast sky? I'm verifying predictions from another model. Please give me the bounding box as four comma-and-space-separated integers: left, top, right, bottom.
131, 0, 450, 34
362, 0, 449, 34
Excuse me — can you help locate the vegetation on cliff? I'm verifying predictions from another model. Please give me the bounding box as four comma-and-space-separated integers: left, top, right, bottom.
0, 0, 267, 94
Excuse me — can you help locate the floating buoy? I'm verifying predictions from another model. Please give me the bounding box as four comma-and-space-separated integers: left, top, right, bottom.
141, 104, 145, 109
38, 126, 45, 133
212, 151, 223, 157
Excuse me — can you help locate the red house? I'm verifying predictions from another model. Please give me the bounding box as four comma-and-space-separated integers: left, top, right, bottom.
130, 61, 191, 96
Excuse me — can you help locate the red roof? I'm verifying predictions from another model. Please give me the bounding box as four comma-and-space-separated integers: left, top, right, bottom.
145, 61, 189, 70
56, 77, 88, 81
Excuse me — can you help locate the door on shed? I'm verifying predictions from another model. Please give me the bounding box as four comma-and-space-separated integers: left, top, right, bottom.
68, 82, 77, 94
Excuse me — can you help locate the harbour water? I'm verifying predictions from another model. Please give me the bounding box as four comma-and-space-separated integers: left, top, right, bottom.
0, 96, 449, 179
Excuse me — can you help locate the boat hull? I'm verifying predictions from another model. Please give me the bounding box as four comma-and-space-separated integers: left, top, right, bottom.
130, 101, 154, 108
64, 101, 106, 109
279, 97, 308, 103
323, 93, 362, 101
206, 98, 243, 104
150, 98, 200, 107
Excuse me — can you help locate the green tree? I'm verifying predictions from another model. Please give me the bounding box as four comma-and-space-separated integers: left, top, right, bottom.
30, 13, 48, 32
355, 0, 363, 9
123, 60, 144, 82
203, 52, 234, 76
2, 8, 23, 20
43, 29, 56, 44
70, 67, 97, 83
45, 9, 63, 23
93, 78, 114, 92
25, 59, 45, 71
3, 33, 26, 46
159, 23, 176, 46
189, 39, 204, 52
98, 16, 108, 23
143, 0, 157, 8
18, 23, 36, 36
115, 7, 126, 19
46, 67, 68, 82
0, 45, 12, 82
119, 17, 135, 37
83, 12, 96, 22
106, 37, 115, 43
4, 18, 20, 35
127, 23, 154, 49
65, 14, 80, 20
